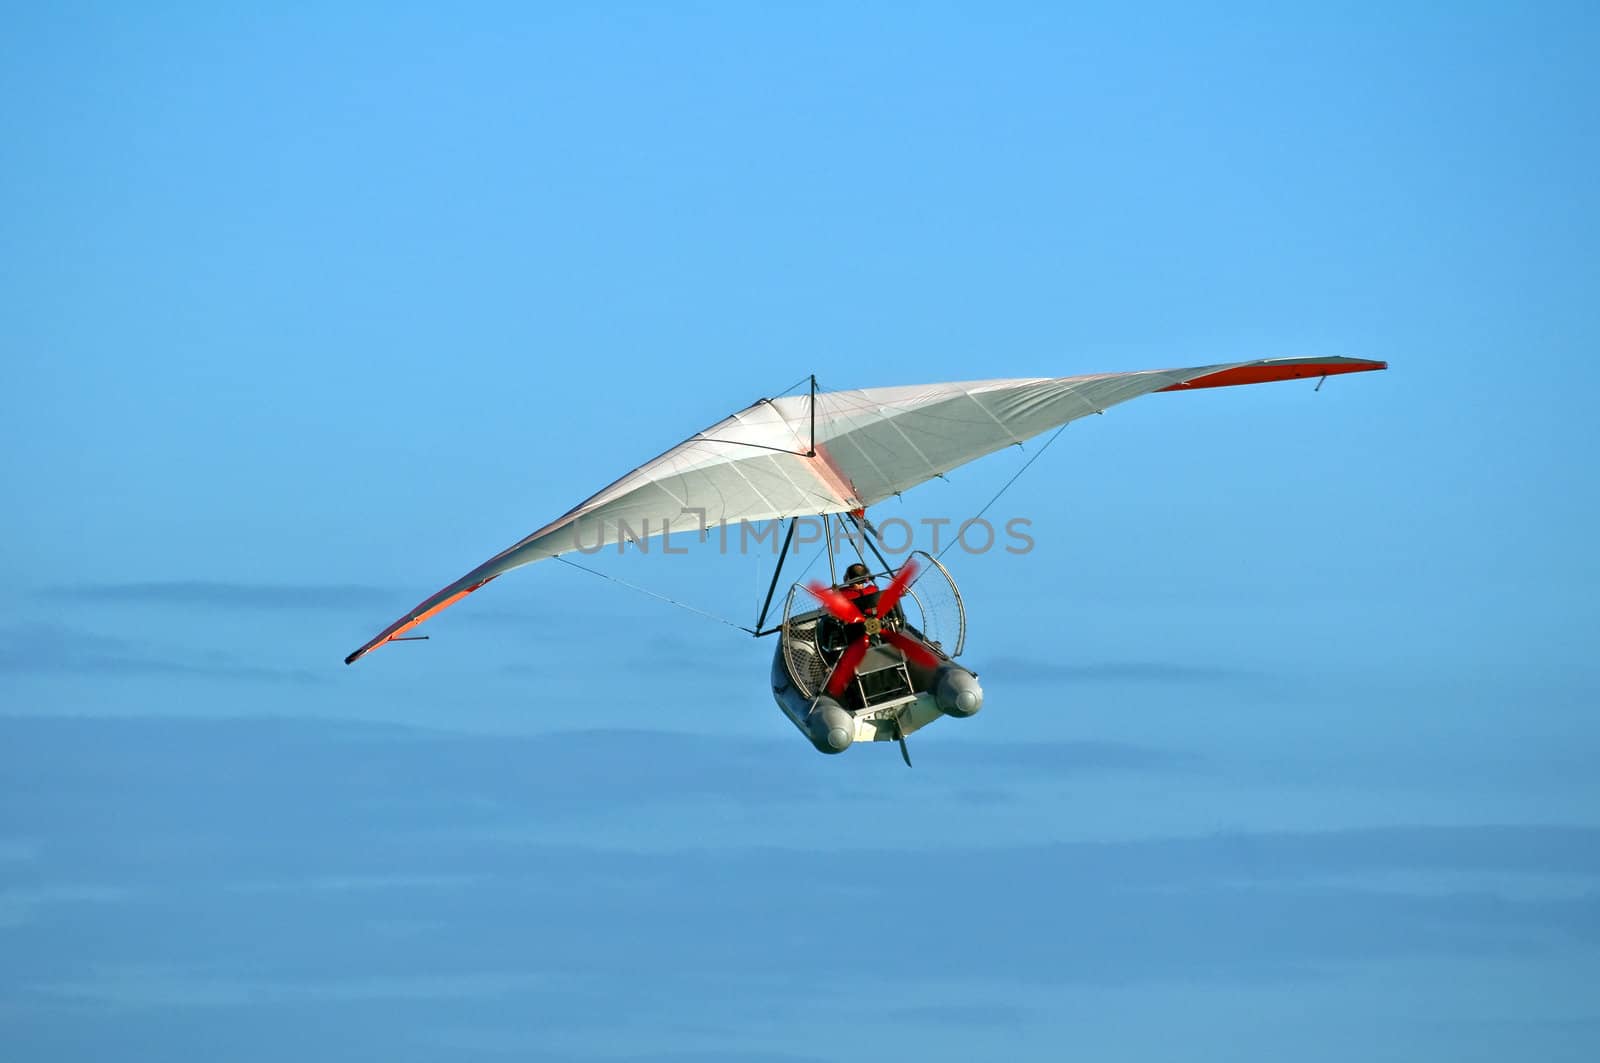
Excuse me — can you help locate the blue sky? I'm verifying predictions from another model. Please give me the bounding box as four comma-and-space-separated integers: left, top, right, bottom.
3, 3, 1598, 1060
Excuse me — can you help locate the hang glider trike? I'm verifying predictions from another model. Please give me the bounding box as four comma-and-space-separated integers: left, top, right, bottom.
345, 356, 1386, 763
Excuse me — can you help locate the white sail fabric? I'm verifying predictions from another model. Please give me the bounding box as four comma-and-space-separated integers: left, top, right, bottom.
346, 356, 1383, 662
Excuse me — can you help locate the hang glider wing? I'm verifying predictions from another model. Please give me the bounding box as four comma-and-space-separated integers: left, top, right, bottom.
344, 355, 1384, 663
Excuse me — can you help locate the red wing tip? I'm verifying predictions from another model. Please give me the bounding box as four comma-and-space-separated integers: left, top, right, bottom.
1159, 358, 1388, 392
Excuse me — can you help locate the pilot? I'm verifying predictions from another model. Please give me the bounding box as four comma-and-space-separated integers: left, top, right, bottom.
840, 562, 881, 615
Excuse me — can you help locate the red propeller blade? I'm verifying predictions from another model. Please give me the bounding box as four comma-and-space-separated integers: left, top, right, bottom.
807, 582, 865, 623
883, 629, 940, 670
824, 635, 871, 698
876, 559, 920, 615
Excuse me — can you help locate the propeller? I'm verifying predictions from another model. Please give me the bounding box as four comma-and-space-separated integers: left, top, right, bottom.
808, 560, 939, 699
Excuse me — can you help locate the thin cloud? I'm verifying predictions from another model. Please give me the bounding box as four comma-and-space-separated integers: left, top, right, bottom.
984, 655, 1261, 685
881, 1002, 1037, 1029
941, 738, 1203, 776
6, 716, 1598, 1006
0, 625, 322, 684
7, 716, 1594, 883
44, 581, 397, 611
601, 1055, 834, 1063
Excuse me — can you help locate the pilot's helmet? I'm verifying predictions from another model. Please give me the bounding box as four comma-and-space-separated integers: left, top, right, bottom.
844, 562, 872, 584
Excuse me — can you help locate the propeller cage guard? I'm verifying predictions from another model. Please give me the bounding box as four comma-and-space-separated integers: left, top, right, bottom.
779, 550, 966, 702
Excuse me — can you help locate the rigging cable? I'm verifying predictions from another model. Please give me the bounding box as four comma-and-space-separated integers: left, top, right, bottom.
936, 421, 1071, 562
554, 555, 754, 633
769, 373, 814, 400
